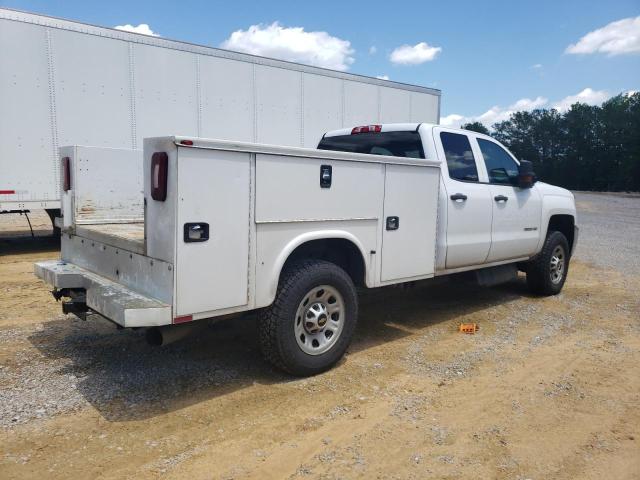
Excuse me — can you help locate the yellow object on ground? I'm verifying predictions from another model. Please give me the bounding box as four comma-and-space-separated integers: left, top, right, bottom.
459, 323, 479, 334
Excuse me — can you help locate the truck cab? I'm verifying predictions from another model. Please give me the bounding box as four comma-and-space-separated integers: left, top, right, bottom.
318, 123, 577, 274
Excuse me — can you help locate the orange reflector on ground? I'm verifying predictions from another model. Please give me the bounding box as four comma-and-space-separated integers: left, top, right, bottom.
459, 323, 479, 334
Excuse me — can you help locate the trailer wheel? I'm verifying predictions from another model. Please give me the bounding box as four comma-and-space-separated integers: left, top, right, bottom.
258, 259, 358, 376
525, 230, 570, 296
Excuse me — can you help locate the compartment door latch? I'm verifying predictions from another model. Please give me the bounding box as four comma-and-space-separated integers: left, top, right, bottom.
386, 216, 399, 231
320, 165, 332, 188
184, 223, 209, 243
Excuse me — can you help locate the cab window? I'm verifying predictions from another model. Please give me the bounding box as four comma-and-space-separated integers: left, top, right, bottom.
317, 131, 425, 158
477, 139, 519, 185
440, 132, 478, 182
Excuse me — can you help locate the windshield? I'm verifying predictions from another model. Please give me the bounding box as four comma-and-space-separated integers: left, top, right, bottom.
317, 131, 425, 159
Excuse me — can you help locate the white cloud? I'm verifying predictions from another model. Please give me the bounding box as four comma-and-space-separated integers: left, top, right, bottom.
443, 88, 622, 129
443, 97, 548, 129
376, 75, 389, 80
390, 42, 441, 65
530, 63, 543, 69
369, 46, 377, 55
114, 23, 159, 37
566, 16, 640, 56
440, 114, 466, 128
220, 22, 354, 71
552, 88, 609, 111
510, 97, 548, 111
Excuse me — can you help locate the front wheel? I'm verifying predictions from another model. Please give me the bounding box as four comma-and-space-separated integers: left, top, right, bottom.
525, 231, 570, 295
258, 260, 358, 376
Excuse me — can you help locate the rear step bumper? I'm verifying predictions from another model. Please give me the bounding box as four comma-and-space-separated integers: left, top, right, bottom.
35, 260, 172, 328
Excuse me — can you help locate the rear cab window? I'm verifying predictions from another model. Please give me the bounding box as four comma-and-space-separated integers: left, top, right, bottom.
439, 132, 479, 182
317, 131, 425, 159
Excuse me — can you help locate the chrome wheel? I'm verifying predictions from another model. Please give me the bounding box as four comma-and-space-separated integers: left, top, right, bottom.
549, 245, 565, 284
294, 285, 345, 355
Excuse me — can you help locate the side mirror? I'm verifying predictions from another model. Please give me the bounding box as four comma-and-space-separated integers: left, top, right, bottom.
518, 160, 536, 189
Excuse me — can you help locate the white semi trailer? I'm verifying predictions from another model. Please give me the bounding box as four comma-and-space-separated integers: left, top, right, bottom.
0, 7, 440, 227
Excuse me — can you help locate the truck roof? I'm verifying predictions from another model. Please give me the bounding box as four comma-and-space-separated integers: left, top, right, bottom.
160, 136, 441, 167
323, 123, 439, 138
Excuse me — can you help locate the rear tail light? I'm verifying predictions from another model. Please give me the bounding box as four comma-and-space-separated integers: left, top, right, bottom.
351, 125, 382, 134
62, 157, 71, 191
151, 152, 168, 201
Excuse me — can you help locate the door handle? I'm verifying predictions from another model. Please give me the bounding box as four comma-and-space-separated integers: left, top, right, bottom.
320, 165, 332, 188
450, 193, 467, 202
494, 195, 508, 202
386, 216, 399, 231
184, 223, 209, 242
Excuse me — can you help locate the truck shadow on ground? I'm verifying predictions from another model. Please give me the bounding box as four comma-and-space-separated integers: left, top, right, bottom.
0, 233, 59, 256
28, 276, 534, 423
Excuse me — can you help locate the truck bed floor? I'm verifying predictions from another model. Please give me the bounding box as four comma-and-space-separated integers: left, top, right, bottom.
75, 223, 144, 255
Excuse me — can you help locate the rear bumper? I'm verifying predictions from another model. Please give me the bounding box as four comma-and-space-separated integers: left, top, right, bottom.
35, 260, 172, 328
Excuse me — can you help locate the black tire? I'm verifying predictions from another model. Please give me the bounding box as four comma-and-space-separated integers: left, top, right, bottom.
258, 259, 358, 376
526, 230, 570, 296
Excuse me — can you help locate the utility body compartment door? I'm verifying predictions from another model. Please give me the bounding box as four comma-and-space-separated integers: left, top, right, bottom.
380, 164, 439, 282
175, 147, 251, 316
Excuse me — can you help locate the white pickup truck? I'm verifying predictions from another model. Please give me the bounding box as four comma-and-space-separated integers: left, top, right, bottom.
35, 123, 578, 375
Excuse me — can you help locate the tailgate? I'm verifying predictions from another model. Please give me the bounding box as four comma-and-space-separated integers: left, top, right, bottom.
55, 145, 174, 312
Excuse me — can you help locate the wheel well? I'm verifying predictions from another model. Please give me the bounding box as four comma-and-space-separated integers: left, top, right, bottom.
282, 239, 366, 287
548, 214, 575, 253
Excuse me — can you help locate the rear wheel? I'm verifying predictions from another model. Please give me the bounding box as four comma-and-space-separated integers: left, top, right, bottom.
526, 231, 570, 295
258, 259, 358, 376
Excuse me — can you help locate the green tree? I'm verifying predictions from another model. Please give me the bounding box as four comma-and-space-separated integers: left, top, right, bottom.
487, 92, 639, 192
461, 121, 490, 135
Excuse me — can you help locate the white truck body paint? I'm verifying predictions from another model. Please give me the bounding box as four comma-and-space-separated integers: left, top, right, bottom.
35, 124, 577, 328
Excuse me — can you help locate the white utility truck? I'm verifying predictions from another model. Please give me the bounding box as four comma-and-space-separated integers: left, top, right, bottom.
35, 124, 578, 375
0, 7, 440, 229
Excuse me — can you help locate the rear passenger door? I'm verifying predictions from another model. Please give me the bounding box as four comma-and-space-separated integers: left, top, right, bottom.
435, 128, 492, 269
474, 137, 542, 261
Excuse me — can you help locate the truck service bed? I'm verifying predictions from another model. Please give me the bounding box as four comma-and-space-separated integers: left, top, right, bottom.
37, 136, 442, 328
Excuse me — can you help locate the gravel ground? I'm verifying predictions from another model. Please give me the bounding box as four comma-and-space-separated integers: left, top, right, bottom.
573, 192, 640, 275
1, 197, 639, 479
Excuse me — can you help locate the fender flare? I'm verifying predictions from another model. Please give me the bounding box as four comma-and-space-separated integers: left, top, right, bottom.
264, 229, 371, 306
536, 195, 577, 253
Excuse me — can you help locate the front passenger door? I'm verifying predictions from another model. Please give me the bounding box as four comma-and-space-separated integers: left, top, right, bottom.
475, 137, 542, 262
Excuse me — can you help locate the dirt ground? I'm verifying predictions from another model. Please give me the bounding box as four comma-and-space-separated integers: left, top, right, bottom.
1, 199, 639, 480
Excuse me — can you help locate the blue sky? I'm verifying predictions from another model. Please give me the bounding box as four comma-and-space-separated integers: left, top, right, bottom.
3, 0, 639, 127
